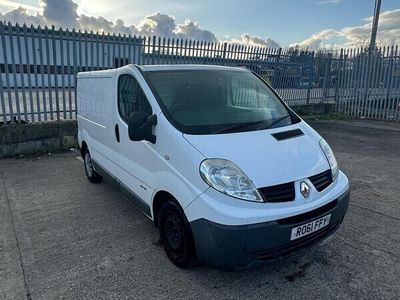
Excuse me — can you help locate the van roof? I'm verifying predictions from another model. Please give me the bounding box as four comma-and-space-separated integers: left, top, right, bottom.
138, 64, 246, 72
77, 64, 246, 78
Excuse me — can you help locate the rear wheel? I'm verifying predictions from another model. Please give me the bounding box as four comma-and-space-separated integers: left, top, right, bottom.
83, 148, 102, 183
158, 201, 197, 268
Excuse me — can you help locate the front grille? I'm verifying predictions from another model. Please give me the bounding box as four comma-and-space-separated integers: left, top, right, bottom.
254, 227, 330, 261
278, 199, 338, 225
309, 169, 333, 192
259, 182, 295, 203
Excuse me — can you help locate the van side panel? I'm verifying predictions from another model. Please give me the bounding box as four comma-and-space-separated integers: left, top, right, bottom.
77, 75, 117, 176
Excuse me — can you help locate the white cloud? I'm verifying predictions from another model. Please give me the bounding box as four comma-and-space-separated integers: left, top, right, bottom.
0, 0, 40, 12
0, 6, 45, 26
41, 0, 78, 29
78, 14, 138, 35
0, 0, 79, 29
175, 19, 217, 42
291, 9, 400, 50
317, 0, 341, 4
290, 29, 339, 50
78, 14, 114, 33
138, 12, 176, 38
113, 19, 138, 36
0, 0, 279, 47
229, 33, 281, 48
135, 13, 218, 42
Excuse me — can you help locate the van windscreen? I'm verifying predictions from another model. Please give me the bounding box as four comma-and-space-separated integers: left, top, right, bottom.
143, 69, 296, 134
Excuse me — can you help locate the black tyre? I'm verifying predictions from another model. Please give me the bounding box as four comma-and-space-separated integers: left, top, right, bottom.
83, 148, 102, 183
158, 201, 198, 268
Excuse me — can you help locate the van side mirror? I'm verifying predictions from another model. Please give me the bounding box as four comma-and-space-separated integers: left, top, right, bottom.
128, 112, 157, 143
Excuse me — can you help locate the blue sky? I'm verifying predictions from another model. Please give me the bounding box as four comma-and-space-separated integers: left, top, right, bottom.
0, 0, 400, 48
104, 0, 398, 46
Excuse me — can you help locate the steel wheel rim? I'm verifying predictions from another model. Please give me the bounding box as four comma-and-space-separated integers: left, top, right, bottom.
84, 152, 93, 177
165, 213, 184, 252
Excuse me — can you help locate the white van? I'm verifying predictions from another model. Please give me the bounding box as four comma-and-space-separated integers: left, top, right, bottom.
77, 64, 349, 270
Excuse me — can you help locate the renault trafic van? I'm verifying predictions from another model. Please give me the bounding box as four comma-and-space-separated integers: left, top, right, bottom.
77, 65, 349, 270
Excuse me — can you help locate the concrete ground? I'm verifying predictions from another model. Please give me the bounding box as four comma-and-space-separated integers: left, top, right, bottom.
1, 119, 399, 300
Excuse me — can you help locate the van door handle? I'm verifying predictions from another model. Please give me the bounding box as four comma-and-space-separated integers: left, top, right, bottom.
115, 124, 120, 143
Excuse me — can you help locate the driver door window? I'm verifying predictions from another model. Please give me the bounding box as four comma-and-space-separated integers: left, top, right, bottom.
118, 74, 152, 122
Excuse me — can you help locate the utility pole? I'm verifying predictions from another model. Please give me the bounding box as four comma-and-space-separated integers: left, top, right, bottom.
369, 0, 381, 52
364, 0, 382, 109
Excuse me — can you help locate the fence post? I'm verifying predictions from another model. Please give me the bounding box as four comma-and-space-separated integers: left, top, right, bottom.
8, 23, 21, 122
0, 64, 4, 122
0, 21, 6, 123
72, 28, 78, 118
152, 35, 156, 64
0, 41, 5, 122
44, 26, 54, 120
51, 26, 60, 121
322, 53, 332, 104
382, 46, 394, 119
15, 23, 28, 122
60, 28, 67, 119
306, 51, 315, 104
222, 42, 227, 60
386, 46, 398, 120
23, 24, 35, 122
335, 49, 344, 112
272, 48, 282, 88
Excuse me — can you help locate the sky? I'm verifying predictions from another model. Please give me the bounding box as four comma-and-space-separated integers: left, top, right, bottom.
0, 0, 399, 49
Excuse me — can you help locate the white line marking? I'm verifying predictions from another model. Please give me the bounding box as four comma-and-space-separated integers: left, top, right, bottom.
76, 156, 84, 163
77, 115, 106, 128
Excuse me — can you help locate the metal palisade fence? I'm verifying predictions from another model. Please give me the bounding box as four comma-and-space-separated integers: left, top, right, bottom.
336, 47, 400, 121
0, 22, 399, 123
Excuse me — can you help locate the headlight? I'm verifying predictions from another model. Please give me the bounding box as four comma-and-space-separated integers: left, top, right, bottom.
319, 139, 339, 180
200, 159, 263, 202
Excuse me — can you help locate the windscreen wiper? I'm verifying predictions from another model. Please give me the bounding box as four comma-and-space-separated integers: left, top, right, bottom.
213, 120, 268, 134
262, 114, 291, 130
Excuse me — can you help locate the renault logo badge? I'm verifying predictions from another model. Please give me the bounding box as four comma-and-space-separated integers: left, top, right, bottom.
300, 181, 310, 198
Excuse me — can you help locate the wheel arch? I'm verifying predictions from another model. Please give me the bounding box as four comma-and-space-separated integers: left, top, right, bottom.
152, 190, 183, 227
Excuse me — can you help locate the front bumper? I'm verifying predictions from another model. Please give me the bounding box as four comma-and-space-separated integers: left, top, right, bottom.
190, 188, 350, 270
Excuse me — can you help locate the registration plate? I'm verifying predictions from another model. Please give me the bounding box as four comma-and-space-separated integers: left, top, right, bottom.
290, 214, 331, 241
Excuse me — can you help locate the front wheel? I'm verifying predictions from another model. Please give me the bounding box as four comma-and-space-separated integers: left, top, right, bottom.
158, 201, 198, 268
83, 148, 102, 183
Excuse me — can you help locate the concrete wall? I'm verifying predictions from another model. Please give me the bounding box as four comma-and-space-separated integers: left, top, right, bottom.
291, 103, 336, 115
0, 120, 78, 158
